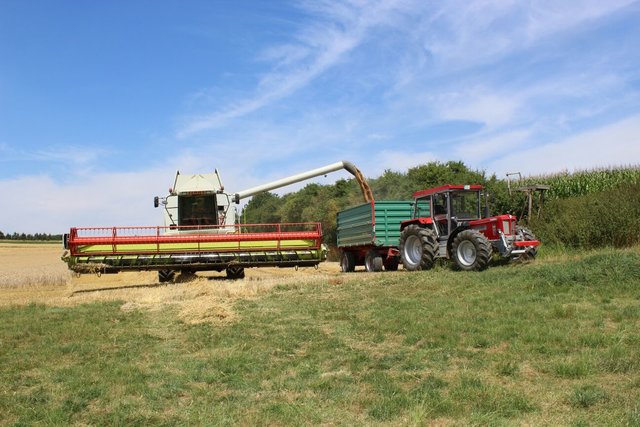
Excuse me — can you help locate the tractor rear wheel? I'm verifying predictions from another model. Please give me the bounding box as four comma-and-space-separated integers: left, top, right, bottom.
365, 250, 383, 272
451, 229, 492, 271
340, 251, 356, 273
399, 225, 438, 271
158, 269, 175, 283
226, 266, 245, 280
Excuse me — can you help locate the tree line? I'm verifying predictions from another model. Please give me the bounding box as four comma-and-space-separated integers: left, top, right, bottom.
0, 231, 63, 241
241, 160, 640, 251
241, 161, 520, 247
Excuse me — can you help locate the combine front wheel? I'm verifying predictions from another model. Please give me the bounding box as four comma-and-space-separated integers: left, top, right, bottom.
158, 269, 175, 283
451, 230, 492, 271
399, 225, 438, 271
226, 266, 245, 280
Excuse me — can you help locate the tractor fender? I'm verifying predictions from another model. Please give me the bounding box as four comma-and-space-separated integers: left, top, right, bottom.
400, 217, 434, 231
446, 226, 469, 254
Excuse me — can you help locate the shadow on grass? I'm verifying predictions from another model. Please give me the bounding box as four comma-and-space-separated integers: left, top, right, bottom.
70, 283, 166, 295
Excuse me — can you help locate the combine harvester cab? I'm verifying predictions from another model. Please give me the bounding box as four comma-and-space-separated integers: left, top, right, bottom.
63, 161, 372, 281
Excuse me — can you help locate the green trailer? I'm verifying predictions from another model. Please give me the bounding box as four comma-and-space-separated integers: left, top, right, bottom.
336, 200, 416, 272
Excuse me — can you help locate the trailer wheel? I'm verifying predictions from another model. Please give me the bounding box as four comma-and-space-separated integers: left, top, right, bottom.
399, 225, 438, 271
340, 251, 356, 273
226, 266, 245, 280
158, 269, 175, 283
365, 250, 383, 272
451, 229, 492, 271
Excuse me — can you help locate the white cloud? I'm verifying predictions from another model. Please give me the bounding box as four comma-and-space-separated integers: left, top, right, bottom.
370, 149, 438, 176
434, 88, 523, 129
486, 114, 640, 176
177, 0, 416, 137
524, 0, 636, 42
34, 145, 112, 168
455, 129, 531, 164
1, 169, 174, 234
420, 0, 635, 70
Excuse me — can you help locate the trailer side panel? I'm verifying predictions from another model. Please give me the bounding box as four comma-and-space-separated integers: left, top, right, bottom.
337, 201, 414, 248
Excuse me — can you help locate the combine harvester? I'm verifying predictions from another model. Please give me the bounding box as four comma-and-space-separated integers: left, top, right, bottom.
63, 161, 372, 281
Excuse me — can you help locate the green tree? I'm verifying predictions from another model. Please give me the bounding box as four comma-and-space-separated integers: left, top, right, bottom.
406, 160, 487, 189
370, 169, 411, 200
235, 160, 553, 250
242, 192, 282, 224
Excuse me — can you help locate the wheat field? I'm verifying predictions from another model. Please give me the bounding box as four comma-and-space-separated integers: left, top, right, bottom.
0, 242, 349, 324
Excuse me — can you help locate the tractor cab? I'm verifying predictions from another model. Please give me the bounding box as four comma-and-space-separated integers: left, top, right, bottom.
415, 185, 483, 238
399, 184, 540, 271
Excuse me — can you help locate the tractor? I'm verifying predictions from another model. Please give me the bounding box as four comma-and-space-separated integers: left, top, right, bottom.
399, 184, 539, 271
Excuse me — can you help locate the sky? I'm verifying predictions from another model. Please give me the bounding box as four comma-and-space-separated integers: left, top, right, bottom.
1, 0, 639, 233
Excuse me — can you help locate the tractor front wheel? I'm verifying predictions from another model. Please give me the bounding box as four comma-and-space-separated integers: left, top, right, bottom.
399, 225, 438, 271
451, 229, 492, 271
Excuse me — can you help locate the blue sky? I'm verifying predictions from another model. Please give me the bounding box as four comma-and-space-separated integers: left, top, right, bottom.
1, 0, 639, 233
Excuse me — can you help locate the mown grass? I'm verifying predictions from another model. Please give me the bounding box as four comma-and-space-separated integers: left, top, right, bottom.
1, 248, 639, 425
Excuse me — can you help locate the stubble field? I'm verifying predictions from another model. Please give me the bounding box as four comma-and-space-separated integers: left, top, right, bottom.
0, 242, 347, 323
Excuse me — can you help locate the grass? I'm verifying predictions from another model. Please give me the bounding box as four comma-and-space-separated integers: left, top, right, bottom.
1, 247, 640, 425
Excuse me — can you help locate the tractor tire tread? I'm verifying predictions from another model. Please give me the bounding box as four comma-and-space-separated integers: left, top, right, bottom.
451, 229, 492, 271
399, 224, 438, 271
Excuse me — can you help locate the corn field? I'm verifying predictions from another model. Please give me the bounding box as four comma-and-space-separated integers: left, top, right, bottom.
515, 165, 640, 199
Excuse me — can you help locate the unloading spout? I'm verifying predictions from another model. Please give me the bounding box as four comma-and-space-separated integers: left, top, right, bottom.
233, 160, 373, 203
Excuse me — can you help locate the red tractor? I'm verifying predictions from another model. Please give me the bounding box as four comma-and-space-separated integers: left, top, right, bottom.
399, 184, 539, 271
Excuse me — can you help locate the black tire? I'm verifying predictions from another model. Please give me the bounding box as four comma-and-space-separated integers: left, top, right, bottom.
158, 269, 175, 283
451, 229, 492, 271
384, 257, 399, 271
340, 251, 356, 273
516, 226, 538, 259
399, 225, 438, 271
226, 266, 245, 280
364, 250, 383, 272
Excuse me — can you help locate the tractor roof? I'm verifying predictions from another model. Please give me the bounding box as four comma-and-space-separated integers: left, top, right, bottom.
413, 184, 483, 199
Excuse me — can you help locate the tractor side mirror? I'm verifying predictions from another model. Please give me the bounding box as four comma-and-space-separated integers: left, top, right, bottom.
154, 196, 159, 208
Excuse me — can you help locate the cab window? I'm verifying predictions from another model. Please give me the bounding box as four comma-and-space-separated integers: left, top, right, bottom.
179, 195, 217, 226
